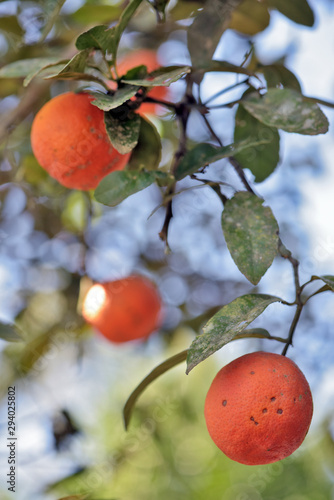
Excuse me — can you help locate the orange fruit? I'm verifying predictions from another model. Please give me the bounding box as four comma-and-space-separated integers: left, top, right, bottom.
204, 351, 313, 465
31, 92, 131, 190
115, 49, 169, 115
82, 275, 163, 343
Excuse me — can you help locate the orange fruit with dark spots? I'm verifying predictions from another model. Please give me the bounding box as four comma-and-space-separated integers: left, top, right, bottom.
115, 49, 169, 115
204, 351, 313, 465
82, 275, 163, 343
31, 92, 131, 190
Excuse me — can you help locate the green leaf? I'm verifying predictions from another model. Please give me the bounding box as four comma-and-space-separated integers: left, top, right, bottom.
95, 170, 167, 206
104, 112, 141, 154
174, 137, 271, 181
151, 0, 170, 20
241, 89, 329, 135
71, 5, 121, 25
39, 0, 67, 42
75, 24, 114, 52
43, 49, 91, 81
110, 0, 144, 61
261, 64, 302, 92
311, 275, 334, 291
234, 104, 280, 182
0, 15, 24, 36
57, 496, 88, 500
0, 57, 63, 81
76, 0, 144, 60
128, 117, 162, 171
235, 328, 286, 343
268, 0, 314, 27
229, 0, 270, 35
186, 294, 281, 373
62, 191, 89, 233
187, 0, 243, 70
0, 323, 24, 342
122, 65, 191, 87
122, 65, 148, 81
221, 192, 279, 284
123, 350, 188, 429
88, 86, 139, 111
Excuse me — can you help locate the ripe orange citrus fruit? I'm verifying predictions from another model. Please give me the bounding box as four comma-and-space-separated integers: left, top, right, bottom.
204, 351, 313, 465
115, 49, 169, 115
31, 92, 131, 190
82, 275, 163, 343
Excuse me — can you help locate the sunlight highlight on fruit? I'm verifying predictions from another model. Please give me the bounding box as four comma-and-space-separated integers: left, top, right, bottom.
82, 284, 107, 320
82, 275, 163, 343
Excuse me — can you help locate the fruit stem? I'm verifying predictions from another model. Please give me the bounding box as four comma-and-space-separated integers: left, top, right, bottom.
281, 303, 303, 356
280, 243, 303, 356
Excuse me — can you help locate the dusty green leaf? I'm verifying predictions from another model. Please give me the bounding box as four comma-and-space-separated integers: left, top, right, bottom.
75, 24, 114, 52
128, 117, 162, 171
174, 137, 271, 181
95, 170, 167, 206
0, 323, 24, 342
234, 104, 280, 182
221, 192, 279, 284
122, 65, 191, 87
268, 0, 314, 27
229, 0, 270, 35
186, 294, 281, 373
261, 64, 302, 92
0, 57, 64, 84
104, 112, 141, 154
241, 89, 329, 135
187, 0, 242, 69
88, 86, 139, 111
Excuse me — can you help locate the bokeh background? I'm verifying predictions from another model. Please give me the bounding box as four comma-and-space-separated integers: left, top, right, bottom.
0, 0, 334, 498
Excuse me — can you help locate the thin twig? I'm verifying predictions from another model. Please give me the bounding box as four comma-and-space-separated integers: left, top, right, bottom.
278, 240, 303, 356
208, 98, 242, 109
200, 113, 255, 194
228, 157, 255, 193
203, 79, 249, 106
281, 304, 303, 356
191, 175, 227, 204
